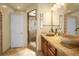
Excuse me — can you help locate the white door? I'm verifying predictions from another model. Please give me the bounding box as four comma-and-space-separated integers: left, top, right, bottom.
11, 14, 24, 48
67, 16, 76, 35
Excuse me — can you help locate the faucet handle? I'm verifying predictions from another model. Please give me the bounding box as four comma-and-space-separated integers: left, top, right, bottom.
51, 28, 53, 32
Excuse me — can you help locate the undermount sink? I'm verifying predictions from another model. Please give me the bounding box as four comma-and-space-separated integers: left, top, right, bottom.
45, 33, 55, 36
60, 41, 79, 49
61, 35, 79, 46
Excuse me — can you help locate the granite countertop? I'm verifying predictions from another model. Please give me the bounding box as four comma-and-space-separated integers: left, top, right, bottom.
41, 33, 79, 56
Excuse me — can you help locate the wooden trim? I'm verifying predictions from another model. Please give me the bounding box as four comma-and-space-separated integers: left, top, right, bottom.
55, 48, 57, 56
27, 12, 29, 46
64, 13, 67, 34
27, 9, 37, 48
0, 12, 3, 55
9, 13, 12, 49
1, 12, 3, 54
75, 16, 78, 34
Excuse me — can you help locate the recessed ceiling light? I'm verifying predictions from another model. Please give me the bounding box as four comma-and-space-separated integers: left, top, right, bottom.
17, 6, 21, 9
1, 5, 7, 8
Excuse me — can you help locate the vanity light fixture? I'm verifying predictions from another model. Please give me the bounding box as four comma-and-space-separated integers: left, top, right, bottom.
17, 6, 21, 9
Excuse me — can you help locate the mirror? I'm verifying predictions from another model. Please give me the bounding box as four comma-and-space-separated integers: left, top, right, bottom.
64, 3, 79, 36
51, 4, 64, 34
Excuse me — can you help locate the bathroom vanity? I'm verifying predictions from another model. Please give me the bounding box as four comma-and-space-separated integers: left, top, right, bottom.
41, 33, 79, 56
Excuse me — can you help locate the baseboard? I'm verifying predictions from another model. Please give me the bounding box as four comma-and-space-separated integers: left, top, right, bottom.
2, 47, 11, 55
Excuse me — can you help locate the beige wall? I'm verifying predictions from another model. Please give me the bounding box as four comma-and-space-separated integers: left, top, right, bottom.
38, 4, 51, 33
0, 6, 13, 53
26, 4, 37, 12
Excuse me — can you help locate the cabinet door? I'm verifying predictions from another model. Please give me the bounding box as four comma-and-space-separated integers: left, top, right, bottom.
41, 36, 43, 53
48, 42, 54, 53
48, 42, 57, 56
0, 12, 2, 55
41, 36, 57, 56
43, 42, 48, 56
48, 48, 54, 56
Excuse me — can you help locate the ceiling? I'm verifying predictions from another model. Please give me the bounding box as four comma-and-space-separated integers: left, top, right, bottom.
0, 3, 55, 12
9, 3, 38, 11
4, 3, 79, 16
0, 3, 37, 12
66, 3, 79, 13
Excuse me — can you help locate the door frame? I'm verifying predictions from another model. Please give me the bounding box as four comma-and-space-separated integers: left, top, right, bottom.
0, 11, 3, 55
27, 9, 37, 48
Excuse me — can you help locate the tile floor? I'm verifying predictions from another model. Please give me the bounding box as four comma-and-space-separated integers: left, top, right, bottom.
2, 41, 43, 56
3, 48, 36, 56
29, 41, 36, 49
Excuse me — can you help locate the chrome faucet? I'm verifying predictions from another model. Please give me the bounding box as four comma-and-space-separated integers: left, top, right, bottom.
51, 27, 54, 32
55, 28, 58, 35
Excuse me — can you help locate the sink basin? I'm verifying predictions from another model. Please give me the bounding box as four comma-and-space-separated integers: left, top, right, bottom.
45, 33, 55, 36
61, 35, 79, 46
60, 41, 79, 49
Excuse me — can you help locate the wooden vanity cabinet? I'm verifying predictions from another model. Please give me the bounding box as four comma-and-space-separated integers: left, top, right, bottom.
41, 36, 57, 56
41, 36, 48, 56
48, 42, 57, 56
48, 48, 55, 56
